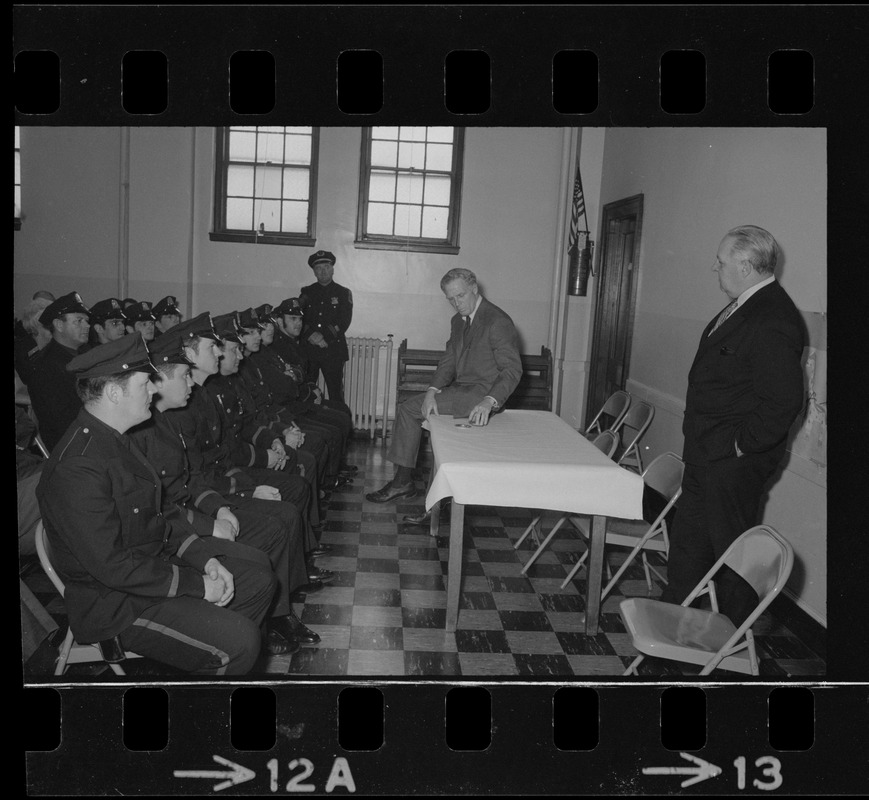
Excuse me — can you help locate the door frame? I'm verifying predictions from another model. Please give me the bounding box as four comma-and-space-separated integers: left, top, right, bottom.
586, 193, 644, 426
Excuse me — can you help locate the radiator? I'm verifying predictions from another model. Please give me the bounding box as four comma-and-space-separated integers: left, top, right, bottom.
319, 335, 395, 440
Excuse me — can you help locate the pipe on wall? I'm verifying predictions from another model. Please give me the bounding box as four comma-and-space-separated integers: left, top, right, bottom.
185, 128, 197, 318
117, 127, 131, 299
547, 127, 580, 415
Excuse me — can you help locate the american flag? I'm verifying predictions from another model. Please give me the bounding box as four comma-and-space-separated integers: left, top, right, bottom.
568, 160, 586, 255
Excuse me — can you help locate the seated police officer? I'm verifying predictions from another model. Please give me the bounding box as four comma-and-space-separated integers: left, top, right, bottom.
88, 298, 129, 347
125, 300, 157, 342
36, 334, 280, 675
153, 295, 183, 336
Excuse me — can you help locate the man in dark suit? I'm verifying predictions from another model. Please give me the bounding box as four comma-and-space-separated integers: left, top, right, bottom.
661, 225, 806, 626
366, 268, 523, 504
28, 291, 92, 451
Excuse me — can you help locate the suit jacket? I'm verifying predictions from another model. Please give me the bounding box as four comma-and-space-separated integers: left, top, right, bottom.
430, 296, 523, 408
36, 409, 212, 643
682, 280, 805, 465
28, 338, 84, 452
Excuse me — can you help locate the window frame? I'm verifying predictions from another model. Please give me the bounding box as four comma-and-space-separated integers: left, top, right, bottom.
210, 126, 319, 247
354, 126, 465, 255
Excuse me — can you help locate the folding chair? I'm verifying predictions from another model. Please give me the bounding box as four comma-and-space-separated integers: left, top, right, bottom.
559, 452, 684, 597
583, 390, 631, 439
513, 431, 620, 572
620, 525, 794, 676
34, 521, 140, 676
612, 400, 654, 472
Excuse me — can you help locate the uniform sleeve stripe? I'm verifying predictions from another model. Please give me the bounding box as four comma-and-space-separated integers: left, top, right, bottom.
169, 564, 180, 597
176, 534, 198, 558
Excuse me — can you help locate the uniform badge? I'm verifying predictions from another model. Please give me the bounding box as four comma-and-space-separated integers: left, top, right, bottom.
331, 296, 339, 306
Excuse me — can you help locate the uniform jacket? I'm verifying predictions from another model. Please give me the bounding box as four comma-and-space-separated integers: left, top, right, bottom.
28, 338, 84, 451
36, 409, 213, 643
270, 329, 319, 404
129, 408, 235, 538
169, 385, 259, 497
300, 280, 352, 363
682, 280, 806, 465
430, 296, 523, 408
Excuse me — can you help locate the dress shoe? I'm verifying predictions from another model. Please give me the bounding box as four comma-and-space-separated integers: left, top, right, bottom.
332, 475, 353, 489
271, 613, 321, 646
307, 566, 335, 584
264, 628, 301, 656
308, 545, 332, 558
365, 480, 419, 503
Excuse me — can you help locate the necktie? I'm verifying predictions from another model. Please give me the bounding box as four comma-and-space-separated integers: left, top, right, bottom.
708, 301, 738, 336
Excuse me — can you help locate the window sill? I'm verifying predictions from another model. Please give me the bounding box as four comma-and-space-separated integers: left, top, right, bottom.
354, 238, 460, 256
209, 231, 316, 248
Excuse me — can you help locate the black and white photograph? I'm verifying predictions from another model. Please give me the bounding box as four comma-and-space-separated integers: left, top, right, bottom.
16, 4, 864, 796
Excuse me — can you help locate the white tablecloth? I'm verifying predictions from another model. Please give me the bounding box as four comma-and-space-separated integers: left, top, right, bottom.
425, 410, 644, 520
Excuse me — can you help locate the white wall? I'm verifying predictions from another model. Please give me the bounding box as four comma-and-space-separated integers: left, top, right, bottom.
596, 127, 827, 623
15, 126, 565, 356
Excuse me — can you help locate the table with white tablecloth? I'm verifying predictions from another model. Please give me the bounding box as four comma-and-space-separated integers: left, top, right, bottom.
424, 410, 645, 634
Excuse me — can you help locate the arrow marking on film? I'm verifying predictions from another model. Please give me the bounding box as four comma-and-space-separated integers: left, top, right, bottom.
643, 752, 722, 788
174, 754, 256, 792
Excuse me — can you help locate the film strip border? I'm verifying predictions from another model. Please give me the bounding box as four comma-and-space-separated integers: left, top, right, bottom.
12, 6, 865, 124
25, 683, 868, 795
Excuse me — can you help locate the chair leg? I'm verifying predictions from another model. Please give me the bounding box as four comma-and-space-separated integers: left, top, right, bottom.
520, 517, 568, 575
624, 654, 645, 675
513, 514, 542, 550
560, 549, 589, 588
54, 628, 75, 676
600, 538, 648, 601
746, 629, 759, 676
641, 553, 653, 593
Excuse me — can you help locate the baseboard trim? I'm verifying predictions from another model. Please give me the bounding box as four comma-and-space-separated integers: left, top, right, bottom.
769, 591, 827, 661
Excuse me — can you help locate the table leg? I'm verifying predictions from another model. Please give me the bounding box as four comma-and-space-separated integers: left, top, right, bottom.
445, 500, 465, 632
584, 515, 606, 635
429, 499, 440, 538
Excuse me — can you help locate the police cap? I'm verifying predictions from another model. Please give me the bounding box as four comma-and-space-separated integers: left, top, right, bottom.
212, 312, 244, 344
274, 297, 304, 318
89, 298, 128, 325
171, 312, 221, 344
153, 295, 182, 318
147, 330, 194, 366
237, 307, 265, 330
125, 301, 157, 323
66, 333, 158, 378
255, 303, 278, 323
39, 291, 90, 328
307, 250, 336, 268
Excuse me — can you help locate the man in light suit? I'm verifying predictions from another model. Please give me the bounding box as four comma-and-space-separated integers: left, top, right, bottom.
661, 225, 806, 626
366, 268, 522, 505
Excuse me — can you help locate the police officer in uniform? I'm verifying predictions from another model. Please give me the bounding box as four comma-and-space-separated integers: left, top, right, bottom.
88, 298, 129, 347
125, 300, 157, 342
153, 295, 183, 336
300, 250, 352, 403
36, 334, 279, 674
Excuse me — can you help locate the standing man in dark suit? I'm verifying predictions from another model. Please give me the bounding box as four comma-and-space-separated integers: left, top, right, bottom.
366, 268, 523, 505
300, 250, 352, 403
661, 225, 806, 626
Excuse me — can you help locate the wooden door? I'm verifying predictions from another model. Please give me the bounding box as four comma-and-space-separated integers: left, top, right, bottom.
586, 195, 643, 427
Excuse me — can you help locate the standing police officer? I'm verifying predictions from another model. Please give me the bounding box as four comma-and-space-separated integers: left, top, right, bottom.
300, 250, 352, 403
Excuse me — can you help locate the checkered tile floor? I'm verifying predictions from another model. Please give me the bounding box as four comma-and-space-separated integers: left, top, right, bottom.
21, 437, 827, 679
